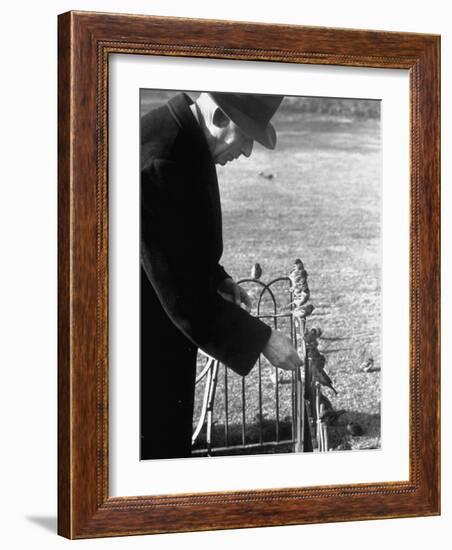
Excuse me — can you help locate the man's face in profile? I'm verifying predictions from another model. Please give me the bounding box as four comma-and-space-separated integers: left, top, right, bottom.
210, 111, 254, 166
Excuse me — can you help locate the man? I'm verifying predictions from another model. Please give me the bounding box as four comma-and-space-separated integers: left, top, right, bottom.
140, 91, 302, 459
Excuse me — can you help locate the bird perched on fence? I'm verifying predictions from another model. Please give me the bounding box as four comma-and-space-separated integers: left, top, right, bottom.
305, 338, 319, 351
319, 391, 333, 411
308, 327, 322, 339
311, 351, 338, 394
251, 262, 262, 280
289, 258, 310, 309
293, 258, 304, 270
309, 347, 325, 367
304, 327, 321, 349
295, 303, 315, 319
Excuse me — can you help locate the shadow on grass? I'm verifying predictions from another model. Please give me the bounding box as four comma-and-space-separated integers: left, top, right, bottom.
193, 412, 381, 456
327, 411, 381, 450
193, 419, 294, 456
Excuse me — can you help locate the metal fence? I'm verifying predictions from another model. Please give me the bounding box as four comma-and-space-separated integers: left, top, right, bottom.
192, 267, 319, 456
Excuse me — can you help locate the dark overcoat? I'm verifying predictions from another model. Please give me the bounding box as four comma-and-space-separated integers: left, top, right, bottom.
140, 93, 271, 459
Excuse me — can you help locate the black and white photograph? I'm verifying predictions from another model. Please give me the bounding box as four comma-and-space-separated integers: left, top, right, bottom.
140, 89, 381, 460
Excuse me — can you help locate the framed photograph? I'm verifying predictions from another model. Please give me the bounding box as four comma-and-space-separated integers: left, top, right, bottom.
58, 11, 440, 538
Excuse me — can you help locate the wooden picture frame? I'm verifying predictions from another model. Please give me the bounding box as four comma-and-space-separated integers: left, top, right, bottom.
58, 10, 440, 539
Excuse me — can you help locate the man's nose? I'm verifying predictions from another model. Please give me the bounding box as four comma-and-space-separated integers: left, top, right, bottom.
241, 138, 254, 158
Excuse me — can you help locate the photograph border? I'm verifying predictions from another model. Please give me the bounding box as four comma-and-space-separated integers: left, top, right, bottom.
58, 10, 440, 538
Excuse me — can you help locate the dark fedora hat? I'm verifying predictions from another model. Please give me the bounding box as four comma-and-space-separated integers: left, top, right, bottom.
208, 92, 284, 150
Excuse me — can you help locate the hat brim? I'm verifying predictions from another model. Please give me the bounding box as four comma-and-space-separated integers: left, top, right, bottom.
210, 94, 278, 150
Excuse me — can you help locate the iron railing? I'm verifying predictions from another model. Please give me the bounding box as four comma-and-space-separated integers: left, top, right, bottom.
192, 269, 318, 456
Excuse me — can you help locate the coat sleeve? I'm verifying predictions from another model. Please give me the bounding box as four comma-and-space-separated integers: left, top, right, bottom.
214, 264, 231, 286
141, 159, 271, 376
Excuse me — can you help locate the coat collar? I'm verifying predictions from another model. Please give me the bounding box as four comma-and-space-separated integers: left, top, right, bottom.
167, 93, 214, 161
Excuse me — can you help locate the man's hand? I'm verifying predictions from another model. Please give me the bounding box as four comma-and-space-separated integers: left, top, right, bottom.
218, 277, 251, 312
262, 330, 303, 371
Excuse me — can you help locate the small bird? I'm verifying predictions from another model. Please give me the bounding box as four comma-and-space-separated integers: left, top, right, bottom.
289, 261, 307, 282
312, 327, 322, 338
293, 258, 304, 270
319, 391, 333, 411
289, 260, 310, 305
313, 368, 337, 395
304, 328, 321, 346
311, 353, 338, 395
359, 358, 374, 372
309, 348, 326, 368
251, 262, 262, 280
320, 409, 346, 425
305, 339, 319, 351
258, 170, 275, 180
295, 304, 315, 318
